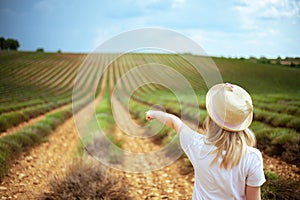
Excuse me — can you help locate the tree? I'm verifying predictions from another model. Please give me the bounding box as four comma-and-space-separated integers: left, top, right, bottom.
258, 56, 271, 64
36, 48, 44, 52
5, 38, 20, 50
0, 37, 5, 50
0, 37, 20, 50
290, 62, 296, 68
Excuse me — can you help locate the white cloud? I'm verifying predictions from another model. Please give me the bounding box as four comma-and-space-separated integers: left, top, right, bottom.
234, 0, 300, 30
179, 28, 285, 57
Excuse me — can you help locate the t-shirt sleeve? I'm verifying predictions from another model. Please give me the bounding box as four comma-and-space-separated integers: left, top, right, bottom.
246, 150, 266, 187
179, 123, 204, 155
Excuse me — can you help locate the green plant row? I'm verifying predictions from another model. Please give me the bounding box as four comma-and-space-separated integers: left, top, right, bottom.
0, 85, 65, 106
0, 85, 51, 103
0, 55, 61, 87
0, 52, 53, 78
0, 99, 46, 114
254, 108, 300, 132
254, 101, 300, 117
0, 99, 70, 132
0, 106, 73, 180
252, 94, 300, 105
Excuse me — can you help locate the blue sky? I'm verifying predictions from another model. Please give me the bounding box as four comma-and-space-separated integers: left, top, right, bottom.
0, 0, 299, 57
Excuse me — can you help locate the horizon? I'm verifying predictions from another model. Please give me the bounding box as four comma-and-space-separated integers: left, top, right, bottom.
3, 50, 300, 60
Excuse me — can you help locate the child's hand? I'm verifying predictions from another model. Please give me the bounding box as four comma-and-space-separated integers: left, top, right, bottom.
145, 111, 154, 120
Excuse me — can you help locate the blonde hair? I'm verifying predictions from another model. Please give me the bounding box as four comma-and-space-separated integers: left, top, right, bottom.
203, 116, 256, 169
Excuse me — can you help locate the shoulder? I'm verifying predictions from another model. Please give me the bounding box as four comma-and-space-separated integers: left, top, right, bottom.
180, 124, 204, 139
246, 146, 262, 156
179, 124, 205, 148
244, 146, 264, 162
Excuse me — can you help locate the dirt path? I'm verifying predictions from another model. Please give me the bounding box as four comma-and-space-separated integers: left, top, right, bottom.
103, 99, 192, 199
263, 153, 299, 180
0, 116, 80, 199
112, 156, 194, 199
110, 134, 194, 199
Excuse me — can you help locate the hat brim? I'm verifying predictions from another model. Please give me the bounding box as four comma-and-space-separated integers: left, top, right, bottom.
206, 84, 253, 132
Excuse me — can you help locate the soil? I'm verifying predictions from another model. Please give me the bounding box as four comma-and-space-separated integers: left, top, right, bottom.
263, 153, 299, 180
105, 99, 194, 199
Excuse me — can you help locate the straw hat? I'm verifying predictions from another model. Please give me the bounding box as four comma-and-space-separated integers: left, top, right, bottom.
206, 83, 253, 132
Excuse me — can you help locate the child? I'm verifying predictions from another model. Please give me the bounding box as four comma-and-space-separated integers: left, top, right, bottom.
146, 83, 265, 200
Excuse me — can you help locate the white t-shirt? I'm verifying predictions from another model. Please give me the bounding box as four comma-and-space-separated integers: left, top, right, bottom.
179, 124, 266, 200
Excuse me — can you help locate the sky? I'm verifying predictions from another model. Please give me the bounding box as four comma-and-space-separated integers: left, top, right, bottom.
0, 0, 299, 58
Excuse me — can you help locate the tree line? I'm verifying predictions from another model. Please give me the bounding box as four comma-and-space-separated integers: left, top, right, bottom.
0, 37, 20, 51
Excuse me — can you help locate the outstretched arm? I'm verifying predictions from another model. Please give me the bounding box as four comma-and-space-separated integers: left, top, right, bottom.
145, 110, 183, 134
